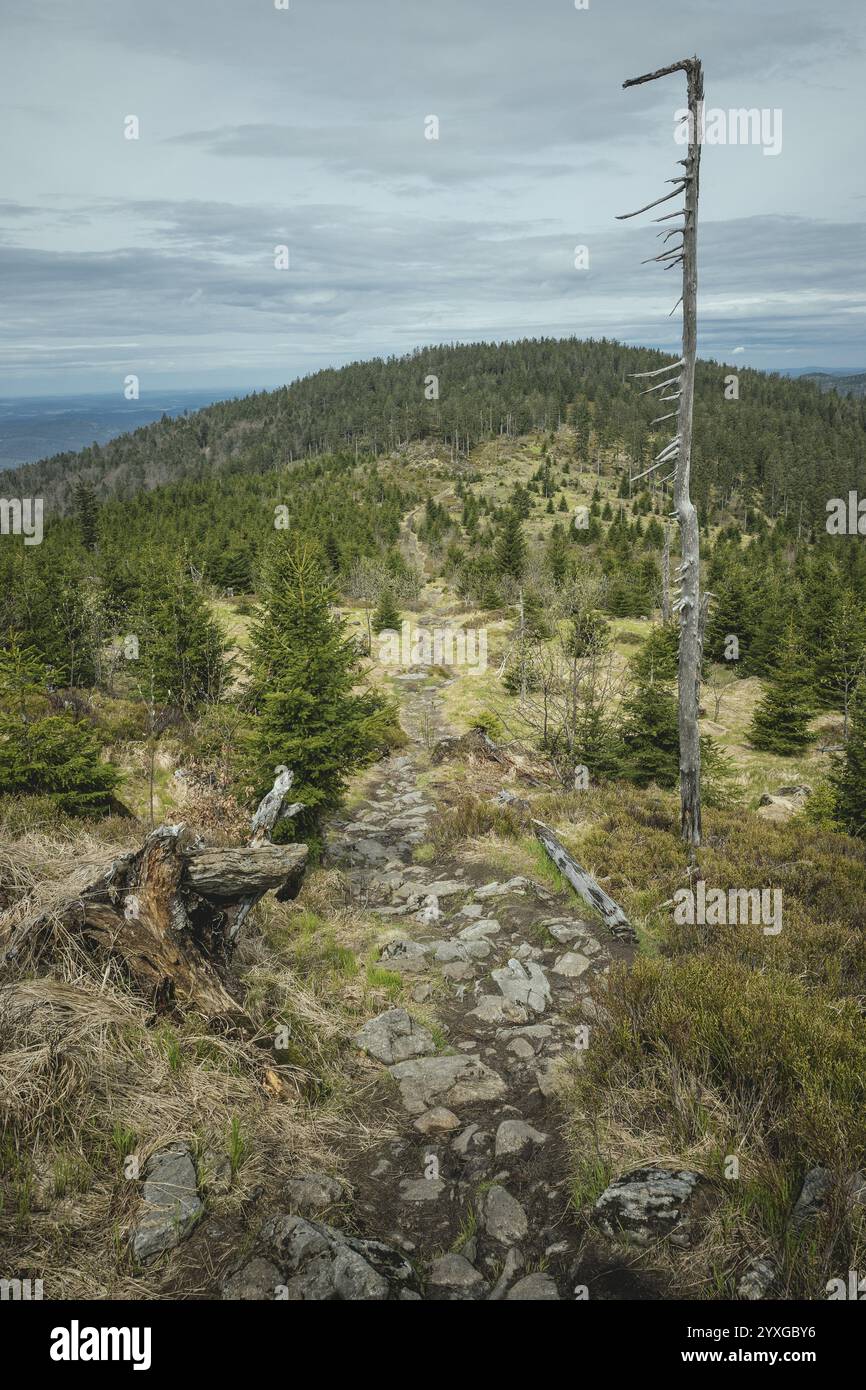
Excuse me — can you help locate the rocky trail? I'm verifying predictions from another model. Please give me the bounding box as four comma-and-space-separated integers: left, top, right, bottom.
122, 643, 854, 1302
305, 667, 637, 1300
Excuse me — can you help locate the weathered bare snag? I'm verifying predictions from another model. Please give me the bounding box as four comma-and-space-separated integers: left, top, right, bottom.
620, 56, 705, 848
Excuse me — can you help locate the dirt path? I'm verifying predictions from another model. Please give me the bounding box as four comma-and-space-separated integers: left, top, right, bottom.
320, 673, 635, 1300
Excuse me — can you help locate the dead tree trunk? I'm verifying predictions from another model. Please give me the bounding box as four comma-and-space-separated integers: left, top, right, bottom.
0, 768, 308, 1032
619, 56, 704, 847
533, 818, 636, 942
662, 524, 672, 622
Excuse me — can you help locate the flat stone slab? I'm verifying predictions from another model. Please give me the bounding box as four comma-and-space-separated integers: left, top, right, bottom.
425, 880, 468, 898
132, 1143, 203, 1264
400, 1178, 447, 1202
457, 918, 501, 940
427, 1252, 488, 1300
474, 877, 530, 899
467, 995, 529, 1026
551, 951, 592, 978
506, 1272, 560, 1300
379, 939, 432, 973
414, 1107, 460, 1134
284, 1172, 344, 1217
353, 1008, 436, 1065
388, 1054, 506, 1115
494, 1119, 548, 1158
481, 1184, 528, 1244
354, 838, 389, 863
492, 960, 551, 1014
434, 940, 491, 963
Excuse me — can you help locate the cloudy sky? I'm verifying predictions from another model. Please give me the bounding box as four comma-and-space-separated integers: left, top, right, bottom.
1, 0, 864, 396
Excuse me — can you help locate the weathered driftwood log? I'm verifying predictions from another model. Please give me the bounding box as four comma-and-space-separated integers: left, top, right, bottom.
532, 818, 635, 942
0, 768, 308, 1031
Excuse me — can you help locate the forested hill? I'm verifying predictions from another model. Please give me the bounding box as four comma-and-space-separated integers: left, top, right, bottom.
799, 371, 866, 399
4, 337, 866, 527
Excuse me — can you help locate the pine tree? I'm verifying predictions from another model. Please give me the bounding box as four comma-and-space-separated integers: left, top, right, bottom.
249, 541, 395, 840
372, 588, 401, 633
747, 623, 814, 754
831, 675, 866, 836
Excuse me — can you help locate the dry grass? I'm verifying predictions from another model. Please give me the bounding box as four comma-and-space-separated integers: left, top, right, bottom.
0, 827, 399, 1299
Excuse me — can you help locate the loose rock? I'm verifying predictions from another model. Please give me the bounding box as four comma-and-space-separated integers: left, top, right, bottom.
132, 1143, 202, 1264
353, 1007, 436, 1065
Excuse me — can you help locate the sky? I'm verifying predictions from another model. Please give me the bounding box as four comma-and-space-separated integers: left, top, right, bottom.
1, 0, 864, 397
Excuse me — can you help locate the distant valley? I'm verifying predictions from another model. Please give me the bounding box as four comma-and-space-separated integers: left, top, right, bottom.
0, 388, 240, 470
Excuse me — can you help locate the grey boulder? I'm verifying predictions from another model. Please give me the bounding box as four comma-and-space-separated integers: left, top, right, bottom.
594, 1167, 714, 1248
232, 1214, 419, 1300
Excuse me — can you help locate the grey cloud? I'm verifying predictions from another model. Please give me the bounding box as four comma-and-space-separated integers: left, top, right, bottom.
1, 0, 864, 391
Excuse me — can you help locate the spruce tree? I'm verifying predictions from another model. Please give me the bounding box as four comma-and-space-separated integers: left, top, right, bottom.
747, 623, 814, 754
545, 523, 569, 585
494, 512, 526, 580
814, 590, 866, 729
372, 588, 401, 633
133, 561, 229, 712
249, 541, 395, 840
704, 565, 754, 668
831, 675, 866, 836
0, 642, 121, 815
619, 664, 679, 788
74, 476, 99, 551
617, 624, 680, 787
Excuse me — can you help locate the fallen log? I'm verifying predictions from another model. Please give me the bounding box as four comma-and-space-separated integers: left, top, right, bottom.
532, 818, 636, 942
0, 768, 309, 1031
